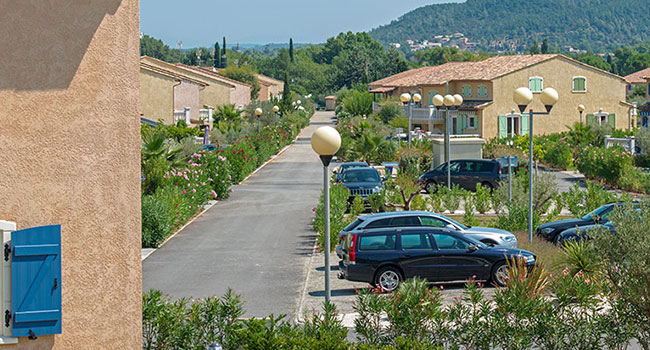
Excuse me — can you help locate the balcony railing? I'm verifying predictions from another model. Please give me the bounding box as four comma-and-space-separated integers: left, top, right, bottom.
372, 102, 444, 121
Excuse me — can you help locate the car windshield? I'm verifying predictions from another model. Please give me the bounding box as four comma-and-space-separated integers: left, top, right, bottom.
342, 164, 365, 171
582, 205, 611, 221
443, 216, 469, 230
342, 170, 380, 183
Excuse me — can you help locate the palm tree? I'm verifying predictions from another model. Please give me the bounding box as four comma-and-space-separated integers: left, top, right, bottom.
351, 133, 383, 164
141, 130, 184, 194
213, 104, 243, 123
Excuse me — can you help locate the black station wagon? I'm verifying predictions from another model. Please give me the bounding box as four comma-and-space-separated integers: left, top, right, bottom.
418, 159, 506, 193
338, 227, 535, 291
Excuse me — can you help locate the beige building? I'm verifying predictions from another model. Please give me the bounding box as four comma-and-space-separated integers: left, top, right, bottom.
191, 66, 252, 108
370, 54, 632, 139
0, 1, 141, 349
256, 74, 284, 101
140, 62, 207, 125
141, 56, 235, 111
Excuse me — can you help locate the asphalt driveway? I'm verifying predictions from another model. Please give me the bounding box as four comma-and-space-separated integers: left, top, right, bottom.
142, 111, 335, 318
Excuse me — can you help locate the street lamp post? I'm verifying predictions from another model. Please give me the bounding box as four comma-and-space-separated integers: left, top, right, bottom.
255, 107, 263, 133
311, 126, 341, 303
400, 92, 422, 149
433, 94, 460, 188
578, 104, 585, 126
513, 87, 559, 242
273, 105, 280, 126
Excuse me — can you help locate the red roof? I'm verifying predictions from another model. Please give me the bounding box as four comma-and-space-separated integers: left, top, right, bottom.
624, 67, 650, 84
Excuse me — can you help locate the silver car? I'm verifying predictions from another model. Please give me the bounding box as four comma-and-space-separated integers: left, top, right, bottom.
335, 211, 518, 258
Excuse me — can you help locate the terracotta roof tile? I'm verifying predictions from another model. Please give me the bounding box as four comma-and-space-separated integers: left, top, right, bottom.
177, 64, 252, 88
624, 67, 650, 84
371, 54, 562, 87
140, 62, 208, 86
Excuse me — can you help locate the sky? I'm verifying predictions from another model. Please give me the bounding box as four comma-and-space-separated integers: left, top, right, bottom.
140, 0, 460, 48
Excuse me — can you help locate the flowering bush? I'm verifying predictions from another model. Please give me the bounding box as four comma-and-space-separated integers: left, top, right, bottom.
576, 145, 633, 184
540, 136, 574, 170
192, 150, 232, 200
224, 140, 258, 184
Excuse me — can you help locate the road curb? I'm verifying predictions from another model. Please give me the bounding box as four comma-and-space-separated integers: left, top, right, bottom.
142, 131, 302, 262
295, 238, 319, 324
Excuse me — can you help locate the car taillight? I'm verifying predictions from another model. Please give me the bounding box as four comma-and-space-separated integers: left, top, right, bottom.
349, 234, 357, 264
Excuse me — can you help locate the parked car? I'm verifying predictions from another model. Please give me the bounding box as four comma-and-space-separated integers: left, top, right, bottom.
536, 202, 632, 243
335, 211, 517, 259
334, 162, 368, 182
338, 167, 384, 201
418, 159, 506, 193
554, 222, 615, 246
338, 226, 536, 291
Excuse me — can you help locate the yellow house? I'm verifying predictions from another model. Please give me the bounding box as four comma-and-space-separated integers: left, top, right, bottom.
370, 54, 633, 139
141, 56, 235, 111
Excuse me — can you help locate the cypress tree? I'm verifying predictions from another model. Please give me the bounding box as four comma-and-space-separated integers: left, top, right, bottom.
289, 38, 294, 63
214, 42, 221, 69
280, 72, 292, 115
541, 38, 549, 54
222, 37, 227, 68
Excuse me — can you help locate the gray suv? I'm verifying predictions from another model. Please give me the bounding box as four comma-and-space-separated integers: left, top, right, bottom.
335, 211, 517, 258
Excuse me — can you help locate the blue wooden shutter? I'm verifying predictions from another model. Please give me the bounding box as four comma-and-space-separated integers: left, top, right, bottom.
11, 225, 62, 337
478, 85, 487, 98
462, 85, 471, 97
498, 115, 507, 138
521, 113, 529, 135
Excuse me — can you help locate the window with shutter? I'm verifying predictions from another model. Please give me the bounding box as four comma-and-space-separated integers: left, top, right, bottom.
586, 114, 595, 125
498, 115, 507, 138
573, 77, 586, 92
608, 114, 616, 128
11, 225, 61, 337
529, 77, 543, 93
521, 113, 529, 135
428, 90, 438, 106
462, 85, 472, 97
477, 85, 488, 98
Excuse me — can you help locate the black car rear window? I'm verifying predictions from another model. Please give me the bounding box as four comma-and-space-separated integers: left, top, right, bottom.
400, 233, 432, 250
478, 162, 495, 173
359, 234, 396, 251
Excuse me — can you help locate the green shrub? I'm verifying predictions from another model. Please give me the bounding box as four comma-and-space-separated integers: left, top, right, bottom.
313, 183, 351, 251
463, 195, 478, 227
141, 194, 173, 248
224, 140, 258, 183
410, 194, 427, 211
577, 145, 633, 184
474, 183, 491, 214
342, 91, 373, 117
368, 192, 385, 213
377, 102, 404, 124
427, 191, 444, 213
542, 138, 574, 169
350, 196, 365, 217
439, 185, 463, 214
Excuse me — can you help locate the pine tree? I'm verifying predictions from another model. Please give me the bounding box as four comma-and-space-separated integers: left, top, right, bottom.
280, 72, 292, 115
214, 42, 221, 69
222, 37, 227, 68
529, 40, 541, 54
289, 38, 294, 63
541, 38, 549, 54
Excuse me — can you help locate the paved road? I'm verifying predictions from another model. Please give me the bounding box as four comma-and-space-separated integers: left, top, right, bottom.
143, 111, 336, 318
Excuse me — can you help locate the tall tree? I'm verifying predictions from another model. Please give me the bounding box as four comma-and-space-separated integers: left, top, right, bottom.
529, 40, 541, 54
279, 72, 292, 115
541, 38, 549, 54
222, 37, 227, 68
214, 42, 221, 69
289, 38, 294, 63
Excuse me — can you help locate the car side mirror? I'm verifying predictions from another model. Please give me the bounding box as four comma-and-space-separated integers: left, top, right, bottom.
381, 176, 388, 182
468, 244, 479, 252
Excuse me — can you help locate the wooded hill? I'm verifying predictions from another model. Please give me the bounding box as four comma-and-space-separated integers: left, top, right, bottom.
369, 0, 650, 52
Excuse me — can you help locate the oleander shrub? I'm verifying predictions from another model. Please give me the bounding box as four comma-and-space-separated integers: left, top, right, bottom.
192, 151, 232, 200
313, 183, 350, 251
542, 137, 574, 170
141, 194, 173, 248
224, 140, 258, 184
474, 183, 491, 214
576, 145, 633, 184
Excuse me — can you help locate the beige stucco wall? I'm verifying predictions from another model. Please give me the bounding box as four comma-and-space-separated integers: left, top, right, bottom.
483, 57, 629, 139
174, 79, 202, 122
140, 69, 175, 124
141, 57, 232, 108
229, 84, 251, 107
0, 0, 141, 349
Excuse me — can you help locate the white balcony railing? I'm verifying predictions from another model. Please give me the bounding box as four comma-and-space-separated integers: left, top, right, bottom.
173, 110, 186, 123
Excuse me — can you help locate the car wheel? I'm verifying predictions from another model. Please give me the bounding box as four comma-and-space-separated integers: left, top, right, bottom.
481, 182, 494, 192
491, 261, 509, 287
426, 181, 438, 194
375, 267, 402, 292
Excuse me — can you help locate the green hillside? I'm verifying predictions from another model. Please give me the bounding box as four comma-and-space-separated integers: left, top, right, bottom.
369, 0, 650, 52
